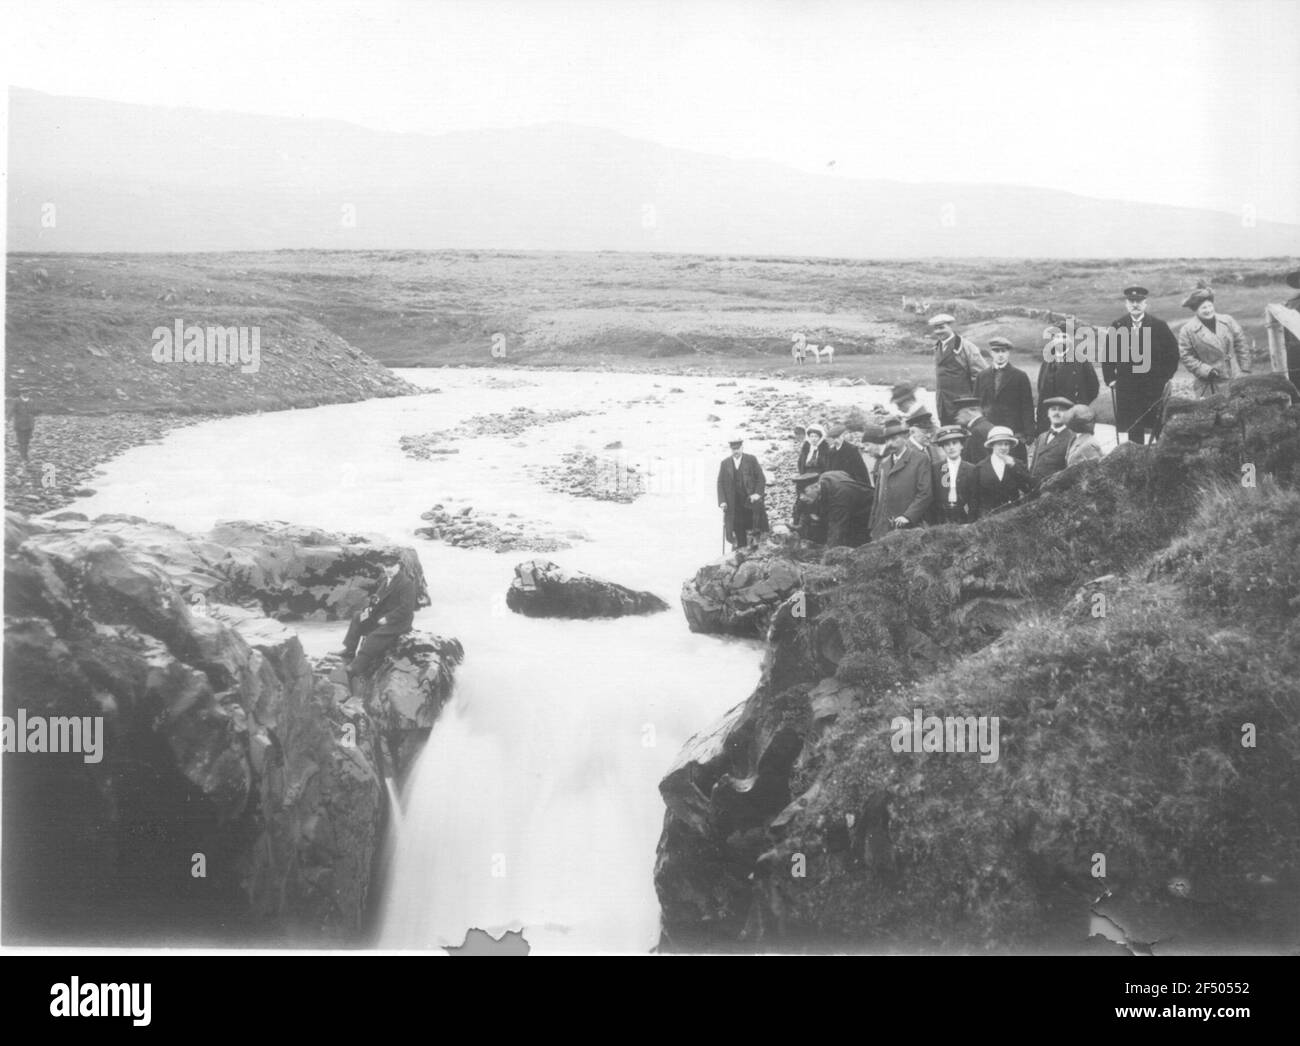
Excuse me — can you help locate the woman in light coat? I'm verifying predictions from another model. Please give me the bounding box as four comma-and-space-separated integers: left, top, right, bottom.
1173, 288, 1251, 399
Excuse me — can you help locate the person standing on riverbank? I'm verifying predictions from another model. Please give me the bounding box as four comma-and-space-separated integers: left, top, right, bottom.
1036, 325, 1099, 433
928, 426, 979, 525
869, 418, 933, 539
1102, 286, 1180, 444
954, 397, 993, 465
824, 422, 873, 485
6, 389, 37, 463
929, 314, 987, 425
717, 436, 767, 551
798, 421, 830, 474
338, 559, 418, 680
975, 337, 1033, 463
1173, 288, 1251, 399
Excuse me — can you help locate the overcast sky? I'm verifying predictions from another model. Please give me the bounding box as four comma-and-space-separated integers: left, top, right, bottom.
4, 0, 1298, 224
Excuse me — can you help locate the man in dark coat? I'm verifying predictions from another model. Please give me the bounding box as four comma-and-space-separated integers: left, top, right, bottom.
868, 418, 934, 540
1029, 396, 1077, 482
6, 389, 37, 462
797, 470, 873, 548
928, 425, 980, 525
338, 559, 419, 679
1036, 326, 1099, 433
974, 337, 1034, 463
823, 422, 873, 486
953, 397, 993, 465
791, 471, 828, 544
929, 314, 988, 424
717, 437, 767, 551
1101, 286, 1180, 444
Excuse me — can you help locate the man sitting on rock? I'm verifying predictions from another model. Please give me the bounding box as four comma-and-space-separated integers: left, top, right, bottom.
336, 559, 418, 680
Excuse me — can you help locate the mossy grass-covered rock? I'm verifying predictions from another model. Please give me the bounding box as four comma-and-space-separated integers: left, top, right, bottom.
656, 377, 1300, 952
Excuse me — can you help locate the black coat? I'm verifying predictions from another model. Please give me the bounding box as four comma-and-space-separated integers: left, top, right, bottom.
1101, 313, 1180, 429
928, 457, 980, 524
717, 453, 768, 533
798, 440, 831, 474
825, 440, 873, 486
975, 456, 1036, 513
975, 364, 1035, 441
801, 470, 873, 547
1036, 359, 1100, 432
366, 568, 418, 635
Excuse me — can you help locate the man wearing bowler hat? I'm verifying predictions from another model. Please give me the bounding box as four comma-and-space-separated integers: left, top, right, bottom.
929, 313, 987, 425
1030, 396, 1077, 481
1101, 286, 1179, 444
868, 417, 934, 540
717, 435, 767, 551
952, 396, 992, 465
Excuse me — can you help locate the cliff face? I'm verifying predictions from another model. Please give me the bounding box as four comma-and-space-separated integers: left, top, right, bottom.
656, 375, 1300, 953
2, 514, 457, 946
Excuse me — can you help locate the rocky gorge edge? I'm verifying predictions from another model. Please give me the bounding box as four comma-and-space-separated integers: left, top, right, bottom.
657, 374, 1300, 953
3, 513, 460, 946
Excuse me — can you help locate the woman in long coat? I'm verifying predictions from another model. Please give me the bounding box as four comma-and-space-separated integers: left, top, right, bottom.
797, 420, 831, 474
974, 426, 1036, 512
1173, 288, 1251, 399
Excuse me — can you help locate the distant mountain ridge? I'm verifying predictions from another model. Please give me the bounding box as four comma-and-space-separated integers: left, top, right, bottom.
8, 87, 1299, 257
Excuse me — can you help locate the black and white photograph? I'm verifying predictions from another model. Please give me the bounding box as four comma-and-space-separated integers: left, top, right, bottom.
2, 0, 1298, 985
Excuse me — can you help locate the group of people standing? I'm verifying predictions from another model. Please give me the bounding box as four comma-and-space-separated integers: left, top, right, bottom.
718, 273, 1300, 553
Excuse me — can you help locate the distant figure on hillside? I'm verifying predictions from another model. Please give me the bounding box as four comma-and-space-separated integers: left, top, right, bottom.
797, 469, 872, 548
798, 420, 831, 474
928, 425, 980, 525
336, 559, 418, 681
1101, 286, 1180, 444
929, 313, 987, 425
975, 426, 1036, 512
868, 417, 933, 539
1173, 288, 1251, 399
6, 389, 37, 463
823, 422, 873, 485
974, 337, 1033, 463
791, 334, 807, 365
1036, 325, 1099, 433
717, 436, 767, 551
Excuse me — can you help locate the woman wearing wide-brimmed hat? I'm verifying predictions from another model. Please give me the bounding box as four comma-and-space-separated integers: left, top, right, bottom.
1172, 288, 1251, 399
797, 420, 831, 474
974, 426, 1035, 512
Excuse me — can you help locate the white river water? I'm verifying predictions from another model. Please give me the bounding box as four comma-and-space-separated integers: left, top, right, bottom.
62, 368, 886, 953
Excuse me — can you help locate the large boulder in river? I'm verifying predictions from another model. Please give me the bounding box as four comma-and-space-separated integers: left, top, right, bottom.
2, 512, 457, 945
506, 559, 669, 618
681, 549, 805, 637
656, 377, 1300, 953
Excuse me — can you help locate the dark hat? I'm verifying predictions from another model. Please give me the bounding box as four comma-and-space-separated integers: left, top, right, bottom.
889, 381, 918, 403
1123, 285, 1149, 301
826, 421, 848, 438
952, 396, 981, 412
933, 425, 967, 445
1042, 396, 1075, 409
882, 418, 909, 438
987, 336, 1013, 351
1066, 405, 1097, 434
793, 471, 822, 485
905, 406, 935, 428
1181, 287, 1214, 310
1287, 269, 1300, 290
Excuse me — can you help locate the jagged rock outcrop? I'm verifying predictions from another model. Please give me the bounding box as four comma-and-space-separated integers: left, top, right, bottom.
506, 559, 669, 618
657, 376, 1300, 953
2, 512, 456, 946
680, 547, 809, 637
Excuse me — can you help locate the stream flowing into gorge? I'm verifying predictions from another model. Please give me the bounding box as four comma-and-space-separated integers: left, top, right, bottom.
67, 367, 884, 952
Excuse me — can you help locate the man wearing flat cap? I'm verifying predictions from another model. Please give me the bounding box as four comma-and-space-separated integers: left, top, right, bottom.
868, 417, 934, 540
717, 436, 768, 552
1029, 396, 1077, 482
1174, 287, 1251, 399
1102, 286, 1179, 444
823, 421, 874, 486
974, 336, 1033, 463
929, 314, 987, 425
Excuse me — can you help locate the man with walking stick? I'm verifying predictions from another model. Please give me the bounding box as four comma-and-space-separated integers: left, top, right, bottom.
717, 435, 767, 553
